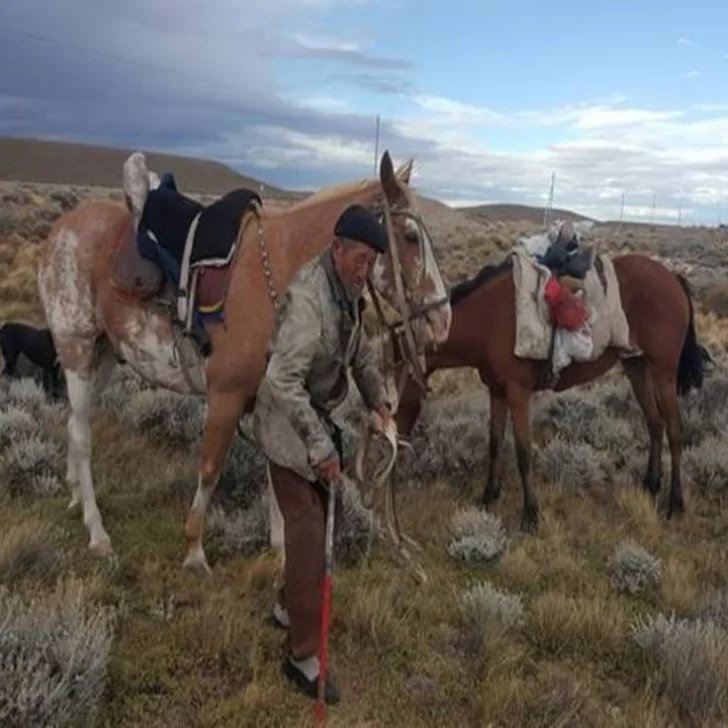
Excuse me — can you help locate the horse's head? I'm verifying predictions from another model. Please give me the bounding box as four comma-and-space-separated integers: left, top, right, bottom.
369, 151, 451, 351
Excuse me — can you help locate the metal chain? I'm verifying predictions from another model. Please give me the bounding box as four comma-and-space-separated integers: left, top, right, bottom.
257, 216, 280, 310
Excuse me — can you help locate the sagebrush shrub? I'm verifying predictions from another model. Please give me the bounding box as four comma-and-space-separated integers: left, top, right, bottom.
6, 378, 47, 418
395, 391, 491, 483
460, 580, 524, 636
1, 434, 63, 496
335, 476, 376, 567
538, 437, 604, 489
215, 425, 266, 509
0, 406, 37, 449
632, 612, 728, 723
0, 577, 115, 728
0, 519, 65, 586
123, 389, 205, 447
207, 500, 269, 558
703, 590, 728, 630
683, 435, 728, 495
679, 371, 728, 448
448, 507, 507, 563
533, 393, 603, 444
608, 540, 662, 594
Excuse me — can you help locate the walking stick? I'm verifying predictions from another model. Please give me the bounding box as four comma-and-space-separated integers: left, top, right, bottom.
315, 476, 337, 725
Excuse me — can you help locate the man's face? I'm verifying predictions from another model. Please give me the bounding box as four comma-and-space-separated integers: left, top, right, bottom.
331, 238, 378, 297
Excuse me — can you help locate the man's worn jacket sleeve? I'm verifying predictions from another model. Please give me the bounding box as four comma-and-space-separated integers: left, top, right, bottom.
264, 288, 335, 465
351, 328, 387, 412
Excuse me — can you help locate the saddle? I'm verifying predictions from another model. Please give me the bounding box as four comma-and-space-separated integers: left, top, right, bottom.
110, 185, 262, 356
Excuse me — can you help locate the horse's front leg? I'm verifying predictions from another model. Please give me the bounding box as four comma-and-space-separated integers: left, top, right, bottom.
482, 390, 508, 506
506, 384, 539, 532
184, 387, 248, 576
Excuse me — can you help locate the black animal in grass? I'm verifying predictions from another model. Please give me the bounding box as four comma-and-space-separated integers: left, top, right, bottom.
0, 320, 65, 399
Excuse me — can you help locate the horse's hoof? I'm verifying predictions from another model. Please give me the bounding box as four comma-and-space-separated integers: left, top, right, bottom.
88, 538, 113, 559
520, 506, 540, 534
642, 475, 661, 496
481, 487, 501, 508
667, 497, 685, 520
183, 550, 212, 577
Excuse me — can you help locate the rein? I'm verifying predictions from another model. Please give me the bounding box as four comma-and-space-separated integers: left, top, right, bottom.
369, 200, 447, 400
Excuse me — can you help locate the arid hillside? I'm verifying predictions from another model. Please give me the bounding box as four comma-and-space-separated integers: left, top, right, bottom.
0, 137, 299, 199
459, 202, 595, 226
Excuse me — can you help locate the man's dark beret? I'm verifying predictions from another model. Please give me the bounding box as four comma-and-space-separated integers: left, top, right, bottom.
334, 204, 388, 253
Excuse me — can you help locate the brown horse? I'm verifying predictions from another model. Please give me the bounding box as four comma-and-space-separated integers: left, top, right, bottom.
394, 240, 708, 532
36, 150, 452, 575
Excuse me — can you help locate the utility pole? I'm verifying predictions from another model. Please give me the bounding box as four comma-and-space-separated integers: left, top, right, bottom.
543, 171, 555, 228
678, 205, 682, 227
651, 194, 656, 225
373, 113, 381, 176
619, 192, 625, 223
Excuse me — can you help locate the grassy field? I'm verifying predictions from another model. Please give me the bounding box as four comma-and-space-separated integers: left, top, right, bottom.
2, 176, 728, 727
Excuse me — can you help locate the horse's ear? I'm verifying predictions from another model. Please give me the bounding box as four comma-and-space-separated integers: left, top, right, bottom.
396, 158, 414, 185
123, 151, 150, 226
379, 150, 400, 202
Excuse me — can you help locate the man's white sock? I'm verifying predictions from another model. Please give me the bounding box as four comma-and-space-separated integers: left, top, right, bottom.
290, 655, 320, 682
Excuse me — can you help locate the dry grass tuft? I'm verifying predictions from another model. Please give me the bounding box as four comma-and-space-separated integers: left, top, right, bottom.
527, 590, 627, 661
633, 613, 728, 725
0, 518, 66, 586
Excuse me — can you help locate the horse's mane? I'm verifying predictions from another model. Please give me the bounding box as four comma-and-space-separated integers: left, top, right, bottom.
449, 256, 513, 305
288, 177, 374, 211
284, 158, 414, 213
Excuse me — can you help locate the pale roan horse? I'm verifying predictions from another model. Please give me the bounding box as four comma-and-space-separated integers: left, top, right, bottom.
37, 150, 452, 577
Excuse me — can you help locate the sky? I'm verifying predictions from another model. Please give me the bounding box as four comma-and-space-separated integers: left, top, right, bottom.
1, 1, 728, 225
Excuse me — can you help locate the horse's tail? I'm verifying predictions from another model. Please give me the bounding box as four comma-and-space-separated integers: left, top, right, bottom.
675, 272, 711, 396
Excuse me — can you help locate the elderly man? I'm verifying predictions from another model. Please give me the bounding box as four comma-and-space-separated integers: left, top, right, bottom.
254, 203, 393, 704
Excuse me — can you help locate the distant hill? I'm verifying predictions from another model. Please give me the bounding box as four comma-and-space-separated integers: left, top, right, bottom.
0, 137, 601, 231
0, 137, 299, 199
458, 202, 596, 226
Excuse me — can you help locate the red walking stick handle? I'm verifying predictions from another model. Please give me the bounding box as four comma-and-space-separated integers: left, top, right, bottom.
316, 478, 337, 724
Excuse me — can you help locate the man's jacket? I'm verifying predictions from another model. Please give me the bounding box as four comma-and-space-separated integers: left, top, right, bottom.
254, 249, 386, 481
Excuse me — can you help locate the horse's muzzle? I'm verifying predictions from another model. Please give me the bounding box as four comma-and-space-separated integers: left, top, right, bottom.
424, 300, 452, 346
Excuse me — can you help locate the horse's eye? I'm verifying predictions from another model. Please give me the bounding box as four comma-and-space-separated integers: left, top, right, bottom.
405, 230, 419, 244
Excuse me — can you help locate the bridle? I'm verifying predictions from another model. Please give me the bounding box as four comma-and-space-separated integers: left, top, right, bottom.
367, 195, 450, 409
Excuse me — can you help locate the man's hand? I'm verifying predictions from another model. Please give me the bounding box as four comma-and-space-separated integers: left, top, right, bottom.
313, 452, 342, 486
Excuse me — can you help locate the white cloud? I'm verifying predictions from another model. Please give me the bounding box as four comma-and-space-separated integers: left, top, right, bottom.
678, 37, 697, 47
290, 33, 360, 53
623, 204, 686, 220
289, 94, 353, 113
230, 125, 376, 174
683, 69, 702, 78
573, 107, 684, 129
